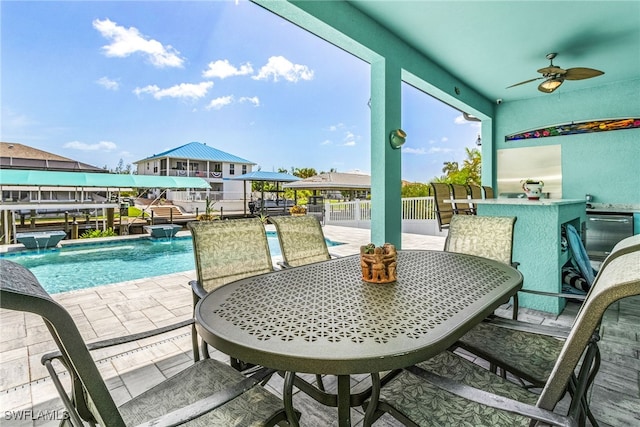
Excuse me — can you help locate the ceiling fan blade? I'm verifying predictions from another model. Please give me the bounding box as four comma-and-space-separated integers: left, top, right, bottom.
564, 67, 604, 80
507, 77, 543, 88
538, 79, 564, 93
537, 66, 567, 75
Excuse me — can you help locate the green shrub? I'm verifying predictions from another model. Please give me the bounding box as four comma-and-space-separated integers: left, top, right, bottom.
80, 228, 117, 239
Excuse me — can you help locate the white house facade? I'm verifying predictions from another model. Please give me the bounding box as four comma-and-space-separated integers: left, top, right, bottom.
133, 141, 254, 204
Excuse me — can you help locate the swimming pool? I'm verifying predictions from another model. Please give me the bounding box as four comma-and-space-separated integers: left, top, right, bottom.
1, 233, 343, 294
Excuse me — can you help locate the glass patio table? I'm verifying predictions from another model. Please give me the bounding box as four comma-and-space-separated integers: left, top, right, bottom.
195, 250, 523, 426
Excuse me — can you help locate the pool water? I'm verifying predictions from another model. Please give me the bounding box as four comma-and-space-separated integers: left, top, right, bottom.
1, 232, 342, 294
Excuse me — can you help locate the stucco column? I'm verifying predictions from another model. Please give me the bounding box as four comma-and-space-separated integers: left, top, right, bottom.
370, 59, 402, 248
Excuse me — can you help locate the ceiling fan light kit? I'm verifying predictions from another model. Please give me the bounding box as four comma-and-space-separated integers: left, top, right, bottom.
508, 53, 604, 94
539, 77, 564, 93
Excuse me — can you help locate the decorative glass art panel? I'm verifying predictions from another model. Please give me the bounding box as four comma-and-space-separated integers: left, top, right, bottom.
506, 118, 640, 142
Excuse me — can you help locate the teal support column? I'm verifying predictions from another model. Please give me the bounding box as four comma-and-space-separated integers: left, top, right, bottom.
370, 59, 402, 248
481, 119, 494, 188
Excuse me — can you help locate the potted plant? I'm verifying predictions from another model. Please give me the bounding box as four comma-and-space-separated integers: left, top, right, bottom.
197, 197, 218, 221
521, 179, 545, 200
290, 205, 307, 216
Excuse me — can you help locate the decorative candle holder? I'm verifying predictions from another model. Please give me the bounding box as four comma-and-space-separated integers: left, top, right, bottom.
360, 243, 398, 283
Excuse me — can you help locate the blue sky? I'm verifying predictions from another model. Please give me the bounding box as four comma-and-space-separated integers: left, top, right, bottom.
1, 0, 480, 183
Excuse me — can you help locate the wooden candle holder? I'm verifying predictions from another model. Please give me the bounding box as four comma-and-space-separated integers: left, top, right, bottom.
360, 243, 397, 283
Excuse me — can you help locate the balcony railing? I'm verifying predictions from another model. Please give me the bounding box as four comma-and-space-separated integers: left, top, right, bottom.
161, 170, 223, 178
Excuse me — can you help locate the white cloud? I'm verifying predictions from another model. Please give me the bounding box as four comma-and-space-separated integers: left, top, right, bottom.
93, 18, 184, 68
253, 56, 314, 82
239, 96, 260, 107
441, 137, 449, 142
428, 147, 454, 154
206, 95, 234, 110
134, 82, 213, 100
343, 131, 357, 146
64, 140, 117, 152
320, 139, 332, 145
96, 76, 119, 90
328, 123, 345, 132
203, 59, 253, 79
402, 147, 427, 155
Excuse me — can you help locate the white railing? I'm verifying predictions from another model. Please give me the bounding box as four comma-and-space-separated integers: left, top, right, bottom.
325, 197, 435, 221
401, 197, 436, 220
323, 197, 443, 236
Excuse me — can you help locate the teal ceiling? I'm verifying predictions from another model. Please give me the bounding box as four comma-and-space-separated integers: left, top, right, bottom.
349, 1, 640, 102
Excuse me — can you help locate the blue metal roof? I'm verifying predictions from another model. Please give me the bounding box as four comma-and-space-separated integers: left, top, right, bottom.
229, 171, 301, 182
137, 142, 254, 164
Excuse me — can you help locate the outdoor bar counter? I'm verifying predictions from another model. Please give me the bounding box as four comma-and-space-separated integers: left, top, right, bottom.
473, 198, 586, 314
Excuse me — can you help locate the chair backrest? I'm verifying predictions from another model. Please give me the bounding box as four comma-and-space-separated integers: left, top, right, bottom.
0, 260, 125, 426
468, 184, 483, 200
450, 184, 471, 213
536, 249, 640, 411
601, 233, 640, 270
269, 215, 331, 267
430, 182, 454, 231
444, 215, 516, 265
482, 185, 495, 198
188, 218, 273, 293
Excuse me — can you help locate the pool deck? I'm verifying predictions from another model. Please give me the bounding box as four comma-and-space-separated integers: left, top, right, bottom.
1, 225, 639, 426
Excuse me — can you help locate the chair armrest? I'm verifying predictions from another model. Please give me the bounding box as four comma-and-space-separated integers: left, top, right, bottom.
42, 319, 194, 365
328, 252, 341, 259
483, 317, 572, 339
277, 260, 293, 269
405, 365, 576, 427
133, 367, 277, 427
519, 288, 586, 301
189, 279, 208, 300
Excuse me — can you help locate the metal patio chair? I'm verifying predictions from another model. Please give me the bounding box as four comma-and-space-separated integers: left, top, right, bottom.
430, 182, 454, 232
444, 215, 519, 318
268, 214, 339, 392
483, 185, 495, 198
189, 218, 273, 364
457, 234, 640, 388
365, 248, 640, 427
0, 259, 290, 427
450, 183, 473, 215
468, 184, 483, 214
268, 215, 338, 268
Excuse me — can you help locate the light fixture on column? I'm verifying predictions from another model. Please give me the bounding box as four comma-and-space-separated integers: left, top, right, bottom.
475, 134, 482, 146
389, 129, 407, 149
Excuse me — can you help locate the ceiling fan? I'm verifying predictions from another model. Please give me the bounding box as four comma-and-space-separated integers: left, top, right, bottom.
507, 53, 604, 93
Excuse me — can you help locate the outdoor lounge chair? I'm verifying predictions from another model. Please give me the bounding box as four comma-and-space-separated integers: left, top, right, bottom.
365, 248, 640, 427
269, 215, 337, 268
430, 182, 454, 231
188, 218, 273, 364
0, 259, 290, 427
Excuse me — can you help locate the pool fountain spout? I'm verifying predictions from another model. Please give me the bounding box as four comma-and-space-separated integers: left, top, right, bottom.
16, 231, 67, 250
144, 224, 182, 239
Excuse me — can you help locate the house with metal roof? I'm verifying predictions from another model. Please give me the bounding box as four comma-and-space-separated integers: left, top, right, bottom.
1, 142, 105, 173
133, 141, 255, 203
